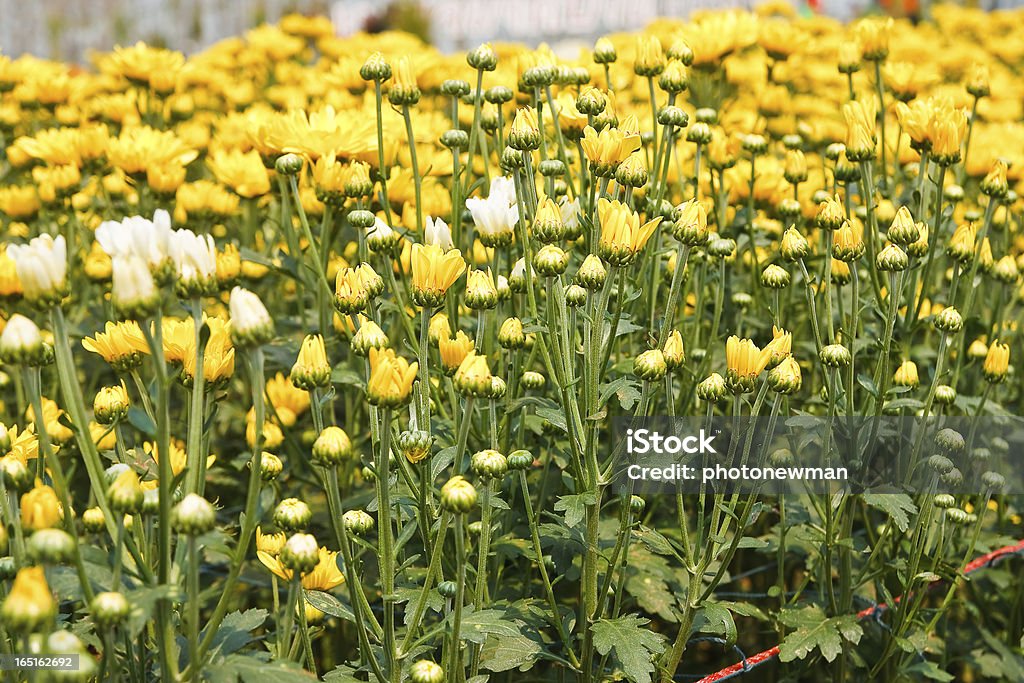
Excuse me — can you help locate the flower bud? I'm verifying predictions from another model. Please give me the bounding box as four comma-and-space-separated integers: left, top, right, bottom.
260, 452, 283, 481
741, 134, 768, 156
760, 264, 790, 289
470, 449, 508, 480
887, 207, 919, 246
934, 384, 956, 405
275, 153, 303, 176
508, 108, 541, 151
94, 383, 129, 425
498, 317, 526, 350
658, 105, 688, 128
360, 52, 392, 82
440, 476, 478, 514
507, 450, 534, 471
534, 245, 569, 277
91, 590, 130, 629
575, 254, 607, 290
697, 373, 727, 403
398, 430, 432, 464
933, 306, 963, 334
980, 160, 1008, 199
108, 469, 144, 515
893, 360, 919, 388
229, 287, 274, 347
343, 510, 375, 536
521, 371, 545, 390
876, 244, 909, 271
820, 343, 852, 368
0, 314, 49, 366
662, 330, 685, 371
593, 37, 617, 64
1, 567, 55, 632
27, 528, 76, 564
983, 340, 1009, 383
410, 660, 445, 683
780, 228, 810, 262
707, 236, 736, 259
633, 349, 667, 382
768, 357, 802, 394
274, 498, 312, 532
465, 269, 499, 310
83, 507, 106, 534
565, 284, 587, 307
440, 129, 469, 150
173, 493, 216, 535
280, 533, 320, 575
351, 320, 389, 356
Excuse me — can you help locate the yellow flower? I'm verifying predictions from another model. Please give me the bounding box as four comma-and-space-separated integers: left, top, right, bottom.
597, 198, 662, 266
26, 397, 73, 444
267, 372, 311, 426
580, 125, 642, 177
21, 482, 63, 530
0, 246, 23, 297
663, 330, 685, 370
454, 350, 492, 397
411, 243, 466, 307
1, 567, 55, 631
984, 340, 1010, 383
0, 186, 41, 220
91, 421, 117, 451
726, 336, 770, 392
893, 360, 919, 388
107, 125, 197, 177
439, 331, 474, 375
855, 16, 893, 61
762, 326, 792, 368
842, 99, 875, 161
290, 334, 331, 390
634, 35, 665, 76
144, 439, 189, 477
207, 149, 270, 198
508, 107, 540, 151
366, 348, 418, 408
256, 527, 287, 555
101, 42, 184, 92
258, 546, 345, 590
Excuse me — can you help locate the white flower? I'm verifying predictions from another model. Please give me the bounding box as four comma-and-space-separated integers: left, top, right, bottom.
510, 257, 527, 279
169, 229, 217, 291
424, 216, 454, 250
0, 314, 43, 356
96, 209, 173, 271
488, 175, 517, 207
111, 254, 157, 314
559, 196, 581, 234
466, 176, 519, 242
8, 234, 67, 303
229, 286, 273, 345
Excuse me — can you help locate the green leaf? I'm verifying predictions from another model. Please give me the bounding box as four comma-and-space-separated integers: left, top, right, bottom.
863, 492, 918, 533
205, 653, 316, 682
205, 609, 269, 660
591, 615, 667, 683
692, 603, 737, 646
459, 609, 522, 645
304, 590, 355, 622
554, 493, 594, 530
778, 606, 862, 663
478, 631, 543, 672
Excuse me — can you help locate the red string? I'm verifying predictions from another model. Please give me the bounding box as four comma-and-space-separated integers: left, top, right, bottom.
693, 538, 1024, 683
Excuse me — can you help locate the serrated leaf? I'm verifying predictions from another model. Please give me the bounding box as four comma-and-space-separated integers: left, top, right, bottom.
778, 606, 862, 663
554, 493, 594, 530
863, 492, 917, 532
591, 615, 666, 683
478, 631, 543, 672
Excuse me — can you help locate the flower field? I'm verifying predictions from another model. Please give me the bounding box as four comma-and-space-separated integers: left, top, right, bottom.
0, 3, 1023, 681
